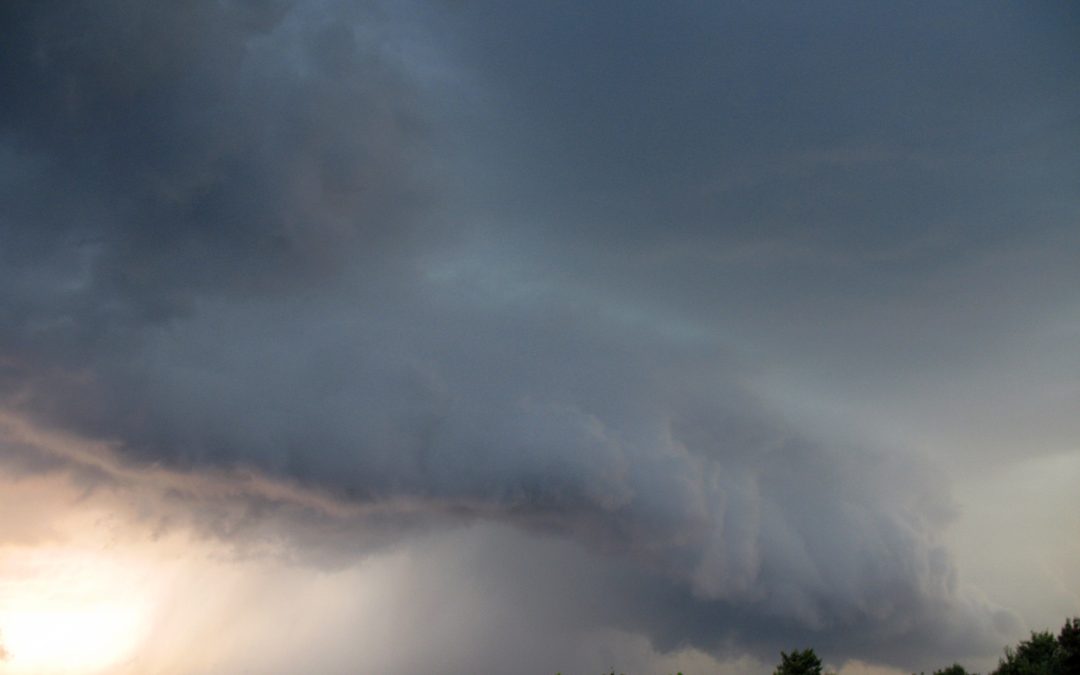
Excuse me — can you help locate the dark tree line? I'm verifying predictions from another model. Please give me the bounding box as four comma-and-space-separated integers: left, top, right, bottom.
556, 616, 1080, 675
769, 617, 1080, 675
914, 617, 1080, 675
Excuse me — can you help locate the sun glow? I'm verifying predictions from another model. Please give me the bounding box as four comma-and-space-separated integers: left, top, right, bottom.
0, 546, 151, 674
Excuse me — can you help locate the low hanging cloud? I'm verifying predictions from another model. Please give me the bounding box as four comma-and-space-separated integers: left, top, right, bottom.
3, 0, 1070, 671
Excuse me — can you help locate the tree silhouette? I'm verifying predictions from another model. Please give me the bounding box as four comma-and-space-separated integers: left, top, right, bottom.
774, 648, 824, 675
556, 616, 1080, 675
931, 665, 974, 675
993, 630, 1062, 675
1058, 618, 1080, 675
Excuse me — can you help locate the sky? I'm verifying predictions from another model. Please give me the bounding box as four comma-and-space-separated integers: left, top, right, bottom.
0, 1, 1078, 673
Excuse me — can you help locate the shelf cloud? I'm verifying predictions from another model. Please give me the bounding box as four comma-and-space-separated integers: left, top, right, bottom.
1, 1, 1077, 672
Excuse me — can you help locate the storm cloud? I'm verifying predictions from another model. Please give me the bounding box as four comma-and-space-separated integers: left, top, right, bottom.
1, 0, 1077, 672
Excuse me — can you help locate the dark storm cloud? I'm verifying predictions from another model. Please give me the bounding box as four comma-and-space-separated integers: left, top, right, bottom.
441, 0, 1080, 311
445, 0, 1080, 247
2, 0, 1076, 670
0, 0, 428, 341
436, 0, 1080, 463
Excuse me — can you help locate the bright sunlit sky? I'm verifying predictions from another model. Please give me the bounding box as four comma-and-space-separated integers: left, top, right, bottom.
1, 1, 1078, 674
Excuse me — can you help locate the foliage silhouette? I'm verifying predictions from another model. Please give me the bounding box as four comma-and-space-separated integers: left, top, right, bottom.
553, 617, 1080, 675
774, 648, 824, 675
1058, 618, 1080, 674
913, 616, 1080, 675
930, 665, 975, 675
993, 630, 1062, 675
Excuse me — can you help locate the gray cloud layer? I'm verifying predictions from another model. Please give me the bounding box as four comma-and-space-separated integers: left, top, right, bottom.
2, 0, 1077, 670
